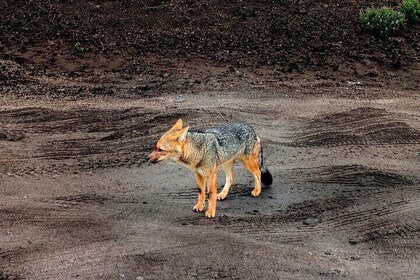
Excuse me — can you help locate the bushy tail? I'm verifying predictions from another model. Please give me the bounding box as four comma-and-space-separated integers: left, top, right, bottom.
258, 145, 273, 185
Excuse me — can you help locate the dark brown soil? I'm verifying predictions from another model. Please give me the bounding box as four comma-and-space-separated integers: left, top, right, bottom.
1, 0, 419, 92
0, 1, 419, 279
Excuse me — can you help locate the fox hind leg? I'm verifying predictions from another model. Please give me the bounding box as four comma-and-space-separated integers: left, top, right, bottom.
193, 173, 206, 212
241, 147, 261, 197
217, 160, 235, 201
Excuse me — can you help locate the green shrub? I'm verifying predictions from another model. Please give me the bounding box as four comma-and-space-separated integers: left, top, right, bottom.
400, 0, 420, 23
74, 42, 85, 53
360, 7, 406, 38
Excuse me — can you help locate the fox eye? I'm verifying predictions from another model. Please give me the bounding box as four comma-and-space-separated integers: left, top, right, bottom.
156, 147, 164, 152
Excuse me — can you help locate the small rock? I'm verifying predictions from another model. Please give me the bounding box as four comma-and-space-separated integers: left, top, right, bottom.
346, 81, 362, 86
349, 239, 358, 245
0, 130, 24, 141
367, 71, 378, 78
303, 218, 319, 226
174, 95, 185, 103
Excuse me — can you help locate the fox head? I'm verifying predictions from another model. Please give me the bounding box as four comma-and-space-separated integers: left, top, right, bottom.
148, 119, 189, 164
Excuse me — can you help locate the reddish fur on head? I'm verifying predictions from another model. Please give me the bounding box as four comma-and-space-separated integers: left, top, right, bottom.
148, 119, 189, 164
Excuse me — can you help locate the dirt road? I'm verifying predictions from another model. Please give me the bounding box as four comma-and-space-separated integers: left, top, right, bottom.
1, 0, 419, 278
1, 84, 419, 279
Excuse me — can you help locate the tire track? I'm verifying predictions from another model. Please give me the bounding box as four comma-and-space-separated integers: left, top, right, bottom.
316, 197, 420, 232
285, 165, 414, 187
179, 191, 420, 240
178, 164, 418, 238
361, 223, 420, 242
293, 107, 420, 147
0, 107, 228, 177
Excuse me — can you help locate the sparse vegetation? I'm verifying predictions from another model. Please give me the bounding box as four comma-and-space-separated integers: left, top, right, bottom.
360, 7, 406, 38
400, 0, 420, 23
74, 42, 85, 53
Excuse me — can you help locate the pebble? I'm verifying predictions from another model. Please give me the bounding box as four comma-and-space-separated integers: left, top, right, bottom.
349, 239, 358, 245
174, 95, 185, 103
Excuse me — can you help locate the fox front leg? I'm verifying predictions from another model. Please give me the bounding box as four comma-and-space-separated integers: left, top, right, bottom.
205, 166, 218, 218
217, 160, 235, 200
193, 173, 206, 212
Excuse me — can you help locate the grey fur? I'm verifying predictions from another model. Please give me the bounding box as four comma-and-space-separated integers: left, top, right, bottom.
181, 123, 271, 183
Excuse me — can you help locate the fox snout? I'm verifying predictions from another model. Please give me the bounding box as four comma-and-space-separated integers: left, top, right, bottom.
148, 149, 161, 164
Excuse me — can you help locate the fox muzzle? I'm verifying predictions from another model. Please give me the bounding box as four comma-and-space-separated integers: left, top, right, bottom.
148, 150, 161, 164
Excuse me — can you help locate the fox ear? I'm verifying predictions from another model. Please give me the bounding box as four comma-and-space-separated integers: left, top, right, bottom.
170, 119, 183, 131
177, 126, 189, 141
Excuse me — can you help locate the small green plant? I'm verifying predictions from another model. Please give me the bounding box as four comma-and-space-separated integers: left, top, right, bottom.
400, 0, 420, 23
360, 7, 406, 38
74, 42, 85, 53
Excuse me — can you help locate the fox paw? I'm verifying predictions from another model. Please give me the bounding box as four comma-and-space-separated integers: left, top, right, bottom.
217, 192, 227, 201
193, 203, 204, 212
205, 209, 216, 218
251, 188, 261, 197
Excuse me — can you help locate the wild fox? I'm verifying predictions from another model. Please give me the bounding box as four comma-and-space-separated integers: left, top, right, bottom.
148, 119, 273, 218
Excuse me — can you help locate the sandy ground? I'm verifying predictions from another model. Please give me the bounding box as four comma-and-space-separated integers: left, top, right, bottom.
0, 85, 419, 279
